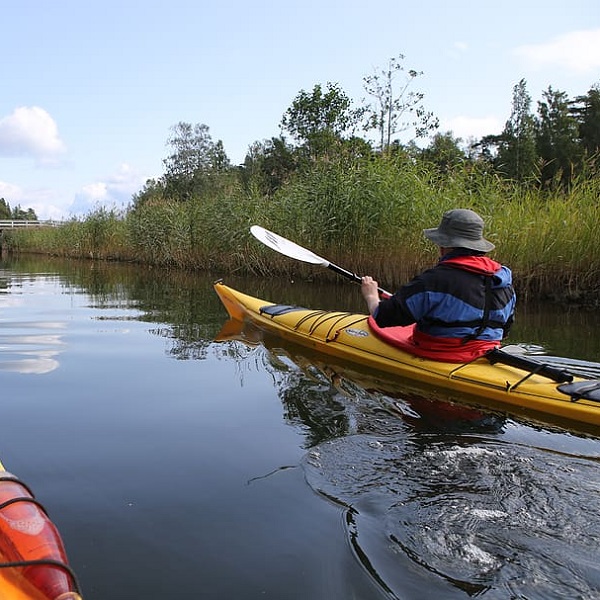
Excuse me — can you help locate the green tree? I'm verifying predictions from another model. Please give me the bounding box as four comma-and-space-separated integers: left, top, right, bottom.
280, 82, 360, 159
420, 132, 466, 173
0, 198, 11, 219
0, 200, 37, 220
571, 84, 600, 157
162, 122, 231, 200
362, 54, 438, 154
11, 205, 38, 220
131, 178, 166, 209
496, 79, 538, 184
242, 137, 297, 195
536, 87, 581, 188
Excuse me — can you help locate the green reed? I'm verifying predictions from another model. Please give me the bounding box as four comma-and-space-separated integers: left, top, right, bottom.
6, 208, 131, 260
6, 158, 600, 302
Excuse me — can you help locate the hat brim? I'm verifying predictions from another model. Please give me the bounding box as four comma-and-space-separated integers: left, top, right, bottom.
423, 227, 495, 252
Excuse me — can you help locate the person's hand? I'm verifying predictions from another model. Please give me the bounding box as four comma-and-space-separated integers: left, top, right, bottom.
361, 276, 381, 315
361, 275, 378, 295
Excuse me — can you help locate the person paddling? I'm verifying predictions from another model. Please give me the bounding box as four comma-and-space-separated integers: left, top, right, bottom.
361, 209, 516, 361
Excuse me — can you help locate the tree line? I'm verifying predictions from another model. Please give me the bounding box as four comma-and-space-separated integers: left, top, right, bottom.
0, 198, 38, 220
133, 55, 599, 208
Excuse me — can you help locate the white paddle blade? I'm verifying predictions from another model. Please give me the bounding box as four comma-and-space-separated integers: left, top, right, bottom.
250, 226, 329, 266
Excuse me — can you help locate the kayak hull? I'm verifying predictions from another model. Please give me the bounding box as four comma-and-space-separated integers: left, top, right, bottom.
0, 463, 82, 600
214, 281, 600, 430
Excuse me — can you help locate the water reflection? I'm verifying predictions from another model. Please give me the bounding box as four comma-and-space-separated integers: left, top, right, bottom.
0, 351, 61, 374
215, 316, 600, 436
0, 290, 66, 374
5, 256, 600, 363
215, 317, 515, 444
215, 317, 600, 599
2, 256, 600, 599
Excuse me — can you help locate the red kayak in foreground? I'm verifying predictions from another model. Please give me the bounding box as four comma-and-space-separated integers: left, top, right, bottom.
0, 461, 82, 600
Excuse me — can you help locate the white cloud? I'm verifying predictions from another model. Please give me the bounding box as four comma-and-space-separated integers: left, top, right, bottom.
69, 163, 147, 216
0, 106, 66, 164
440, 116, 503, 141
1, 164, 150, 220
0, 180, 22, 201
0, 180, 66, 220
514, 28, 600, 73
80, 182, 108, 201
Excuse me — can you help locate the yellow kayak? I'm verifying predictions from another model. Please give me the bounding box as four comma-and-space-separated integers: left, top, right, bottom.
214, 281, 600, 431
0, 460, 82, 600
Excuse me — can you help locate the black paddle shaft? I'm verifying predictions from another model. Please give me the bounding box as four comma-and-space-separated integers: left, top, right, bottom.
486, 348, 573, 383
327, 263, 391, 298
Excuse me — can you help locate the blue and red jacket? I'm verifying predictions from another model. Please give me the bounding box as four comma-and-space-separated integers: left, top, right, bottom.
373, 251, 516, 348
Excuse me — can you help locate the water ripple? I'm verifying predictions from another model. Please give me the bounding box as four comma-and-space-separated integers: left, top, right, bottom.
303, 433, 600, 599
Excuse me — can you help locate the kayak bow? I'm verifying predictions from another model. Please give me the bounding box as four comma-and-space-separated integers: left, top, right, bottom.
214, 281, 600, 431
0, 460, 82, 600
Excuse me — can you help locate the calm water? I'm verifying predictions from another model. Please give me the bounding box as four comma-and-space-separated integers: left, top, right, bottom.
1, 256, 599, 600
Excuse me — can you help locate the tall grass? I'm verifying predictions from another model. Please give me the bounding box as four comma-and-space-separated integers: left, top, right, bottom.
6, 158, 600, 302
6, 208, 131, 260
496, 176, 600, 302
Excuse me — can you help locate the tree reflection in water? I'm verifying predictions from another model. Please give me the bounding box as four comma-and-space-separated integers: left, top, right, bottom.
213, 317, 600, 599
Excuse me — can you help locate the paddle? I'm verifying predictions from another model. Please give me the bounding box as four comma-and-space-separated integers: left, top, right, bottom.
485, 348, 573, 384
250, 225, 392, 298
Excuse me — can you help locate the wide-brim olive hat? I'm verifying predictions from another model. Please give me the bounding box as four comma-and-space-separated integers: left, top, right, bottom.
423, 208, 495, 252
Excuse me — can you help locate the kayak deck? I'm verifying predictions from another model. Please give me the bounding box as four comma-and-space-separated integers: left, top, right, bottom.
214, 281, 600, 430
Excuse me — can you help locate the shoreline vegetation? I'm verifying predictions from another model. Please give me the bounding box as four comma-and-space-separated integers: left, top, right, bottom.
3, 66, 600, 306
4, 156, 599, 306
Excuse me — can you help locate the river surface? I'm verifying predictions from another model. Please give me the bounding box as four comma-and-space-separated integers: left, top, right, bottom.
0, 256, 599, 599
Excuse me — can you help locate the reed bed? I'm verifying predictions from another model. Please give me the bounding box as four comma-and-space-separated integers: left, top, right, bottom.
6, 158, 600, 303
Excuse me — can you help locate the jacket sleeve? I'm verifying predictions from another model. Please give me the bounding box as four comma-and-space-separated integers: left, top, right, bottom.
373, 276, 426, 328
373, 268, 442, 328
374, 294, 416, 327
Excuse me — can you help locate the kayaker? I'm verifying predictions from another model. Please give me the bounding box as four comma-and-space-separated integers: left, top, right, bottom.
361, 208, 516, 361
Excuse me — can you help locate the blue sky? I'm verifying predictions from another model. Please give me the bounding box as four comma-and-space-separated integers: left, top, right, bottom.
1, 0, 599, 219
